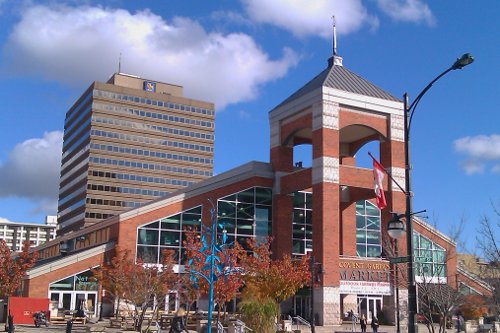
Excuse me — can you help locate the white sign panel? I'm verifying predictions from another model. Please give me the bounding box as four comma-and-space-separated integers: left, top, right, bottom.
339, 280, 391, 296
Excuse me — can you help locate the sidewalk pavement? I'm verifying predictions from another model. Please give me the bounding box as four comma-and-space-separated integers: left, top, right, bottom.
10, 321, 456, 333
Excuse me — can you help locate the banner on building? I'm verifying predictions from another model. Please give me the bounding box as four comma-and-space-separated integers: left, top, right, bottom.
340, 280, 391, 295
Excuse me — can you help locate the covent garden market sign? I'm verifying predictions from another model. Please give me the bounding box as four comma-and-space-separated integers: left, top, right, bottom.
338, 259, 392, 296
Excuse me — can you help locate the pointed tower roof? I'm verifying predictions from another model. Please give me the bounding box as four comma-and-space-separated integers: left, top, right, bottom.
274, 62, 399, 110
272, 18, 399, 112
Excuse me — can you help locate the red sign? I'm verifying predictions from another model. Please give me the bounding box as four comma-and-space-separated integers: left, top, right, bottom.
7, 297, 49, 324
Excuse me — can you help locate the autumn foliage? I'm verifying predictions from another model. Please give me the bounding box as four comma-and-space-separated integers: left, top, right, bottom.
237, 238, 310, 333
238, 237, 310, 304
183, 229, 244, 320
459, 294, 489, 320
93, 247, 179, 330
0, 240, 37, 299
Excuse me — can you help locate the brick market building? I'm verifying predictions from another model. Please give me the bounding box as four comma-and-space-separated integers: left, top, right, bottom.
21, 51, 492, 326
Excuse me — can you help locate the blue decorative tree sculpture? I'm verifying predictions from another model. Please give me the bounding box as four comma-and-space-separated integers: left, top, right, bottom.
187, 201, 241, 333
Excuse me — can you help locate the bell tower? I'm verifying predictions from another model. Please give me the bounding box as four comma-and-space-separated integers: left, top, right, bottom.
269, 21, 405, 324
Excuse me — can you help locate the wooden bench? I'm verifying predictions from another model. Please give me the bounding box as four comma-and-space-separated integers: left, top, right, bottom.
72, 317, 87, 325
109, 318, 122, 328
479, 324, 494, 333
120, 317, 136, 330
141, 322, 160, 333
50, 316, 70, 325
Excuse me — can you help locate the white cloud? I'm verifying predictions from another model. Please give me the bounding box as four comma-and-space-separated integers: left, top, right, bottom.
2, 4, 299, 110
375, 0, 435, 26
0, 217, 12, 223
0, 131, 62, 213
241, 0, 379, 38
492, 164, 500, 174
459, 160, 485, 175
454, 134, 500, 174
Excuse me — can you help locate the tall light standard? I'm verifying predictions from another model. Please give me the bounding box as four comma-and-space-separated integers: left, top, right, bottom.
389, 53, 474, 333
387, 214, 405, 333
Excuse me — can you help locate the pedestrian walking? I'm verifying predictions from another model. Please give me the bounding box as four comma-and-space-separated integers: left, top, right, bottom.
169, 308, 188, 333
360, 314, 367, 332
348, 309, 357, 332
457, 313, 464, 333
371, 315, 379, 333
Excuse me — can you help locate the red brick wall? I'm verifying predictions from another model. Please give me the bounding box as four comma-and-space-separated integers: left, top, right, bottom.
26, 252, 105, 298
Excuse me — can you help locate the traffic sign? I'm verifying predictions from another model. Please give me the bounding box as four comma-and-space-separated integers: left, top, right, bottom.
389, 256, 410, 264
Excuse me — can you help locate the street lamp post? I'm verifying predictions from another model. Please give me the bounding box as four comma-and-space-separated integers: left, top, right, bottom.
392, 53, 474, 333
310, 256, 322, 333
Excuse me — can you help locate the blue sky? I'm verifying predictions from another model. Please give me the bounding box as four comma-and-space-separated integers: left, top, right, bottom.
0, 0, 498, 252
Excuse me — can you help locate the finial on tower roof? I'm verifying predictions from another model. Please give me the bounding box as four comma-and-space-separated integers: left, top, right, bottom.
332, 15, 337, 56
328, 15, 343, 67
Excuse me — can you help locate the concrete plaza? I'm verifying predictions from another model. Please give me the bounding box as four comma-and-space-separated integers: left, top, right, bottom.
9, 322, 454, 333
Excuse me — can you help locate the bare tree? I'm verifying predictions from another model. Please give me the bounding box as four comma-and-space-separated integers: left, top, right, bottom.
383, 218, 464, 333
475, 201, 500, 316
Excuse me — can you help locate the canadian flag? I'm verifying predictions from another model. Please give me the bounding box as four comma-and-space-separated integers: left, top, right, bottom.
371, 157, 387, 210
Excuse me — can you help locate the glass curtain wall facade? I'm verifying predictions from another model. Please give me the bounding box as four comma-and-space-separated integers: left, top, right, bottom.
136, 206, 202, 265
292, 191, 313, 256
135, 187, 273, 264
355, 200, 382, 257
413, 232, 446, 279
57, 73, 214, 233
217, 187, 273, 248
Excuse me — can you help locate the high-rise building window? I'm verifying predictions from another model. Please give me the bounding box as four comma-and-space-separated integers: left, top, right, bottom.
355, 200, 381, 257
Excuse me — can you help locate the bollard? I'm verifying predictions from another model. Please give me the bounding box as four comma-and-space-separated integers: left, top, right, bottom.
66, 319, 73, 333
7, 314, 14, 333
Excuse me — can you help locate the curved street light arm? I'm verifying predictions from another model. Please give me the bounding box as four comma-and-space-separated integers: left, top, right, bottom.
407, 67, 453, 132
407, 53, 474, 133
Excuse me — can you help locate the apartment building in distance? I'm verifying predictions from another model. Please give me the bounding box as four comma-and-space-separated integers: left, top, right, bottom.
0, 216, 57, 251
57, 73, 215, 234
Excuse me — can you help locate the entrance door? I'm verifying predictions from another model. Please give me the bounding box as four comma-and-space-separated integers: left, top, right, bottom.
294, 295, 311, 321
357, 296, 382, 323
62, 293, 72, 312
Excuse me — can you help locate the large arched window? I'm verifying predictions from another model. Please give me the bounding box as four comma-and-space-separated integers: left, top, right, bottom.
355, 200, 381, 257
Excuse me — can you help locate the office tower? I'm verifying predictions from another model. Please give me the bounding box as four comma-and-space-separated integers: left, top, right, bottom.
57, 73, 215, 234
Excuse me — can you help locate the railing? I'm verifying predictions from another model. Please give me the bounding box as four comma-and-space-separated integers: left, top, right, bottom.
217, 321, 227, 333
292, 316, 311, 329
233, 319, 253, 332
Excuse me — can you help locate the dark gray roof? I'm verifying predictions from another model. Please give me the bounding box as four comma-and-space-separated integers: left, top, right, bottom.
273, 60, 399, 110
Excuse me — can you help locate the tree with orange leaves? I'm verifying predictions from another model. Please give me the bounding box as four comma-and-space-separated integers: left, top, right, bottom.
459, 294, 488, 320
237, 237, 310, 333
238, 237, 310, 305
0, 240, 37, 299
93, 247, 179, 331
